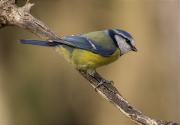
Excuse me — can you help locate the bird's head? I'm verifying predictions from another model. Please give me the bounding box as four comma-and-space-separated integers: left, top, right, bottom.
107, 29, 137, 56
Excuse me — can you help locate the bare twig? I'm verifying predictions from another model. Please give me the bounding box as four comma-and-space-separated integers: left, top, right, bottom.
0, 0, 179, 125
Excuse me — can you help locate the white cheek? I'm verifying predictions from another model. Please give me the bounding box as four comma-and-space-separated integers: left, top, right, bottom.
114, 35, 131, 55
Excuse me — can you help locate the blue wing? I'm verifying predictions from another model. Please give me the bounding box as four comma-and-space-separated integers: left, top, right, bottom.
19, 34, 117, 56
19, 39, 58, 47
59, 36, 117, 56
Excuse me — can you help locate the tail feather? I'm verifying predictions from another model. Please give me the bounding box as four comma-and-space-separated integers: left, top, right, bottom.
19, 39, 59, 47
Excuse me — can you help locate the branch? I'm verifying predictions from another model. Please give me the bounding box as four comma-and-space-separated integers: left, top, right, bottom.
0, 0, 179, 125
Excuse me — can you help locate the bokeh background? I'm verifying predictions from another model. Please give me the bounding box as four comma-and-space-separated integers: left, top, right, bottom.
0, 0, 179, 125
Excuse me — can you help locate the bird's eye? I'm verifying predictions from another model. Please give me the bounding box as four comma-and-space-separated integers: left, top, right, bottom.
125, 38, 131, 44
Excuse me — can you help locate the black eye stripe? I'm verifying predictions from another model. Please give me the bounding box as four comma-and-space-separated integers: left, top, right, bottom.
123, 37, 134, 48
126, 38, 130, 43
121, 36, 131, 45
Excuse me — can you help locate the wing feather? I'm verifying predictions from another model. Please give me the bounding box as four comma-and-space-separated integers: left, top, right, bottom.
51, 36, 116, 56
20, 34, 117, 56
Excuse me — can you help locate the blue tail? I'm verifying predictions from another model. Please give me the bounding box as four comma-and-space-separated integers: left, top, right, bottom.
19, 39, 59, 47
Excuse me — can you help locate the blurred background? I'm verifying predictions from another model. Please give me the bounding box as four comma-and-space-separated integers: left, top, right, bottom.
0, 0, 179, 124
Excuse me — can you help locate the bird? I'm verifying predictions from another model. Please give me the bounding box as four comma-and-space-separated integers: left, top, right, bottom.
19, 29, 137, 90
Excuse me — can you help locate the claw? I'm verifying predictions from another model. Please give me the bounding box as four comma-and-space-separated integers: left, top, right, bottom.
95, 79, 114, 91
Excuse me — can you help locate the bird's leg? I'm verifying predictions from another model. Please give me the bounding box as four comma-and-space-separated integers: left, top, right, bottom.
95, 78, 114, 91
87, 68, 96, 76
86, 69, 114, 91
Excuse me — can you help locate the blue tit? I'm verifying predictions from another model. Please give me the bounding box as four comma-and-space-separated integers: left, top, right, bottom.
19, 29, 137, 89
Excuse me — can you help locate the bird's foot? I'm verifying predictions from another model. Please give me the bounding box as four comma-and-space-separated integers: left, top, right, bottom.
95, 79, 114, 91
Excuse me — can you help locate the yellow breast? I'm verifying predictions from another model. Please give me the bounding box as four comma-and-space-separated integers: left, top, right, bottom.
70, 48, 120, 70
55, 45, 120, 70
